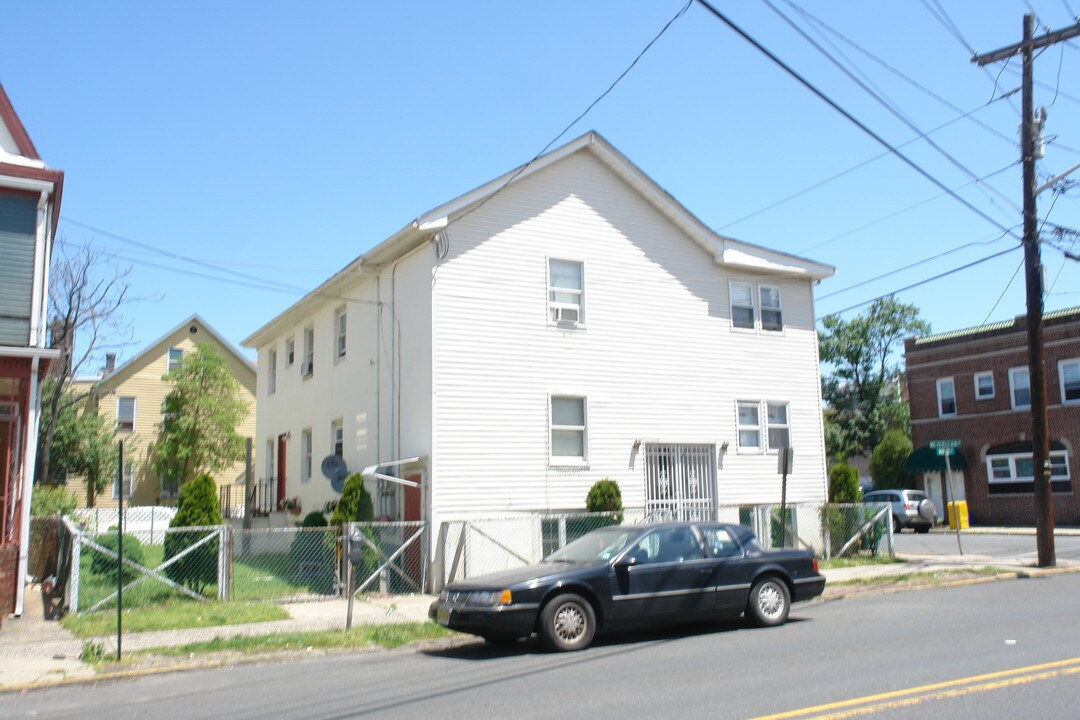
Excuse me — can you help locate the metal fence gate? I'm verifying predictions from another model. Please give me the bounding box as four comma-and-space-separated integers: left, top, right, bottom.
643, 443, 717, 521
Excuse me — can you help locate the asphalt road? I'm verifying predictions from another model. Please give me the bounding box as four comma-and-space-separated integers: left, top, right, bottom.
893, 529, 1080, 562
4, 572, 1079, 720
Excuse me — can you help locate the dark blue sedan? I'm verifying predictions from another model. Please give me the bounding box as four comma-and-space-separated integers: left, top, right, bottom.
429, 522, 825, 651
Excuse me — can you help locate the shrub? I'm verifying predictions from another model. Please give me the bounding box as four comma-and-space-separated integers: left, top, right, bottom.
828, 464, 862, 504
584, 478, 623, 531
31, 485, 77, 516
90, 530, 146, 584
163, 473, 223, 594
871, 429, 915, 490
331, 473, 374, 525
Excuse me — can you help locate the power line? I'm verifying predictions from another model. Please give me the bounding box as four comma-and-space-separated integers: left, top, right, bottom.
982, 258, 1025, 323
815, 246, 1021, 319
695, 0, 1020, 239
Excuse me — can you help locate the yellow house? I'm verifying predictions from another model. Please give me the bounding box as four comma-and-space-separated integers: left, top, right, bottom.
68, 315, 256, 511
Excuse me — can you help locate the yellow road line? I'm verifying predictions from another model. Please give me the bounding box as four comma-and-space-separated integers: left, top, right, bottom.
750, 657, 1080, 720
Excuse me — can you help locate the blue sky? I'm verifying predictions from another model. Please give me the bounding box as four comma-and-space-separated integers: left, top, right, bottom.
3, 1, 1078, 367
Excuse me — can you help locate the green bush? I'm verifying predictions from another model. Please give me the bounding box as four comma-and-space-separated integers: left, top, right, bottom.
584, 478, 623, 531
828, 464, 862, 503
163, 473, 223, 594
871, 429, 915, 490
31, 485, 78, 516
331, 473, 374, 525
90, 531, 146, 584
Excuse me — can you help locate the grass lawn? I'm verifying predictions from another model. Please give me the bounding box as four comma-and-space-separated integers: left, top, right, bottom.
137, 622, 457, 657
63, 600, 289, 637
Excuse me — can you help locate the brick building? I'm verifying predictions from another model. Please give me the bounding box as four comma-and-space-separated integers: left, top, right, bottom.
904, 308, 1080, 527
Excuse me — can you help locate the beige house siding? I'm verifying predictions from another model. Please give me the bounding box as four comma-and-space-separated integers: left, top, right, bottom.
67, 317, 256, 508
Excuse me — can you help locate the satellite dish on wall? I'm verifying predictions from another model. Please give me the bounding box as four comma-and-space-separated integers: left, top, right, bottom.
321, 455, 348, 494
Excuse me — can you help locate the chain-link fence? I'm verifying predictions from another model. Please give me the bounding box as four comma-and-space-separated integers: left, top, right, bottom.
230, 526, 342, 602
346, 521, 426, 595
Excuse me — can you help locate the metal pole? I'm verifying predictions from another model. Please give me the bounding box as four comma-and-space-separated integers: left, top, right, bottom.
345, 528, 355, 631
944, 452, 963, 555
116, 439, 124, 661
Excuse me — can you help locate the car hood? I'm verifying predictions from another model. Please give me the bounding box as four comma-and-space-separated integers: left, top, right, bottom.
444, 561, 597, 591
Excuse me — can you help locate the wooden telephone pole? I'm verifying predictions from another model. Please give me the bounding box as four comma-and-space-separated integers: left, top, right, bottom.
973, 15, 1080, 567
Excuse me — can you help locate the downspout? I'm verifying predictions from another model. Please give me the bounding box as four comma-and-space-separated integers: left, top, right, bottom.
15, 354, 41, 616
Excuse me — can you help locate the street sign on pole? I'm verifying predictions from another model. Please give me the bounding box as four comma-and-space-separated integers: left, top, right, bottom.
930, 439, 962, 450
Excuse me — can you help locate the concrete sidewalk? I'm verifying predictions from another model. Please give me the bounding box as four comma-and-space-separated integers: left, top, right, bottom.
4, 533, 1080, 691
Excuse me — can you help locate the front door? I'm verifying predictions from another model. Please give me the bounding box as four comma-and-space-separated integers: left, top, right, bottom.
276, 434, 288, 508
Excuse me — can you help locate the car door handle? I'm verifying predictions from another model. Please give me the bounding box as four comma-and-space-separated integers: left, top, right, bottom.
699, 569, 711, 575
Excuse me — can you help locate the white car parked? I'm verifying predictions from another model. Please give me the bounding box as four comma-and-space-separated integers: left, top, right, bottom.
863, 489, 936, 533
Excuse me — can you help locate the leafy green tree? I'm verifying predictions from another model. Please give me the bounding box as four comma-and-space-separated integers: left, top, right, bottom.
828, 463, 862, 503
330, 473, 374, 526
30, 484, 78, 516
819, 297, 929, 459
163, 473, 223, 594
45, 387, 117, 506
150, 343, 248, 488
870, 429, 916, 490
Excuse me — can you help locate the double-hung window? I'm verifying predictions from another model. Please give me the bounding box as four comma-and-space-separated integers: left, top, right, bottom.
1009, 367, 1030, 409
766, 402, 790, 450
759, 286, 783, 331
549, 259, 584, 325
268, 349, 277, 395
302, 327, 314, 377
300, 428, 312, 483
737, 401, 761, 451
730, 282, 755, 329
117, 397, 136, 432
937, 378, 956, 417
550, 395, 587, 462
1060, 359, 1080, 404
974, 371, 994, 400
285, 337, 295, 367
334, 308, 347, 361
331, 419, 344, 457
114, 460, 134, 499
167, 347, 183, 372
986, 448, 1070, 494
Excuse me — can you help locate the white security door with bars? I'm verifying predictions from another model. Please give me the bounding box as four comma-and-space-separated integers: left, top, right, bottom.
643, 443, 717, 522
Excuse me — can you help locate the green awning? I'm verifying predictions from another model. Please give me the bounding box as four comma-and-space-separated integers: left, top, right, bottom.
905, 446, 969, 473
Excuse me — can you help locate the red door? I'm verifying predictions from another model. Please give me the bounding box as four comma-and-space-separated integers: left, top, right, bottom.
276, 434, 288, 508
403, 473, 423, 586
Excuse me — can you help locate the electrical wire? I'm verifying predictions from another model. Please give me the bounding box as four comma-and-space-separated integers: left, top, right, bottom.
694, 0, 1019, 240
982, 258, 1025, 323
815, 246, 1021, 319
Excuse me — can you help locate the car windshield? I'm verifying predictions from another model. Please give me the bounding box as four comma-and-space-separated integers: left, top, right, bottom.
544, 527, 636, 564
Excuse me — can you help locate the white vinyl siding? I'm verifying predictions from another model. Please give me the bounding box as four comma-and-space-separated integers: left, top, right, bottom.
1009, 367, 1030, 409
937, 378, 956, 417
974, 371, 994, 400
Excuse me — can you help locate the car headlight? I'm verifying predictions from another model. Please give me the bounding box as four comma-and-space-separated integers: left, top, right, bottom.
468, 590, 513, 606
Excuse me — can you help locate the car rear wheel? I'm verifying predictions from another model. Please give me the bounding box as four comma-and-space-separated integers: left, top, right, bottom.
538, 593, 595, 652
747, 576, 790, 627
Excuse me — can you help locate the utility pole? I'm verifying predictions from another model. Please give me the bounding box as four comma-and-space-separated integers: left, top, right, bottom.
973, 15, 1080, 567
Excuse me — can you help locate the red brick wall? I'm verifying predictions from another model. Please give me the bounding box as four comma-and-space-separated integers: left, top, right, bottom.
905, 314, 1080, 526
0, 543, 17, 623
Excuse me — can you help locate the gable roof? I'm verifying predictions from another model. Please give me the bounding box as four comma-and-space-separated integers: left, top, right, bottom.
0, 83, 41, 162
0, 83, 65, 240
244, 131, 834, 348
102, 314, 255, 387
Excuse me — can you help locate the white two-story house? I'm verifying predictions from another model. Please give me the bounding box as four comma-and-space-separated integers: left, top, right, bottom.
242, 132, 834, 537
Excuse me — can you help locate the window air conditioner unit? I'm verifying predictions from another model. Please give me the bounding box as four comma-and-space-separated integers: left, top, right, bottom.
551, 306, 580, 324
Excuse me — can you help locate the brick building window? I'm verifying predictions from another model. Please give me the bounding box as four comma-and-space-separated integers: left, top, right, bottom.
974, 371, 994, 400
1060, 359, 1080, 404
936, 378, 956, 417
1009, 367, 1030, 409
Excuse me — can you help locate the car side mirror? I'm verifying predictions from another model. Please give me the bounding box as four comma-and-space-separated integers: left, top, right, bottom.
615, 554, 639, 570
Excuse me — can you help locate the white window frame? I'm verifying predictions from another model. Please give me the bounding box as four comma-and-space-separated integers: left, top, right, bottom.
331, 418, 344, 458
736, 400, 762, 453
167, 347, 183, 373
730, 281, 755, 330
114, 460, 134, 499
300, 428, 312, 484
985, 450, 1069, 483
334, 307, 347, 361
549, 395, 587, 464
1009, 366, 1031, 409
759, 285, 783, 332
974, 371, 995, 401
268, 348, 277, 396
116, 396, 136, 432
765, 401, 790, 452
302, 326, 314, 378
285, 337, 295, 367
1060, 359, 1080, 405
936, 378, 957, 417
548, 259, 584, 326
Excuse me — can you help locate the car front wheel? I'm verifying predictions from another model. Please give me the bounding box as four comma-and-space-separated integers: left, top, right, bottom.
747, 576, 790, 627
538, 593, 596, 652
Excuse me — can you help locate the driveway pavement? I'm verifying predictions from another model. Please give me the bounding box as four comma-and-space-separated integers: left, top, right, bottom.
3, 526, 1079, 691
